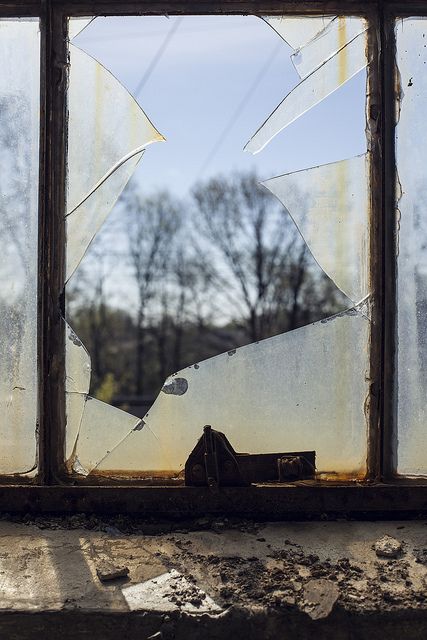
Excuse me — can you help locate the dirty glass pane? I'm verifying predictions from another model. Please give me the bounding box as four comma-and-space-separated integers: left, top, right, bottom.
65, 15, 370, 480
245, 30, 368, 154
263, 155, 370, 304
396, 18, 427, 476
97, 305, 370, 477
0, 20, 39, 474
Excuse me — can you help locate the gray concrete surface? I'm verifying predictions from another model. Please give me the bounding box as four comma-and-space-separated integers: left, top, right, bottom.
0, 517, 425, 638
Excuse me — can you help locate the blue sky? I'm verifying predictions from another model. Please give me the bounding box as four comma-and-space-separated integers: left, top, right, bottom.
73, 15, 367, 198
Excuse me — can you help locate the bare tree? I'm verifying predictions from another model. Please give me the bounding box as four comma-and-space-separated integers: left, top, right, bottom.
121, 185, 182, 395
192, 171, 341, 343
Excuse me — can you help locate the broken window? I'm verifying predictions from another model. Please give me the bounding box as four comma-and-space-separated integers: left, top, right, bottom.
1, 4, 423, 496
63, 15, 372, 481
0, 19, 40, 475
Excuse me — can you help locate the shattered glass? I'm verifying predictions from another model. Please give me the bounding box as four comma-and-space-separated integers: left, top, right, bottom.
65, 322, 90, 459
96, 304, 370, 477
65, 15, 371, 480
65, 20, 165, 472
66, 44, 163, 280
263, 154, 370, 304
0, 20, 40, 474
395, 18, 427, 476
68, 17, 94, 40
69, 397, 142, 475
245, 29, 368, 154
65, 321, 143, 472
66, 150, 144, 280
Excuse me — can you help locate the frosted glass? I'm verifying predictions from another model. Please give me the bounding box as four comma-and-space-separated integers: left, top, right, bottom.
245, 32, 368, 154
263, 16, 334, 50
263, 155, 370, 303
67, 44, 163, 214
0, 20, 40, 474
396, 18, 427, 476
97, 305, 370, 477
291, 17, 367, 79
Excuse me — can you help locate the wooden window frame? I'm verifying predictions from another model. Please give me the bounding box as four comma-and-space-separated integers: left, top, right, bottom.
0, 0, 426, 517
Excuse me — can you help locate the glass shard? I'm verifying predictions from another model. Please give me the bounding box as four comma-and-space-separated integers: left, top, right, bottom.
395, 18, 427, 476
0, 20, 40, 474
65, 322, 91, 394
66, 392, 86, 461
263, 155, 370, 303
291, 17, 367, 79
66, 151, 143, 281
245, 31, 368, 154
67, 44, 164, 215
69, 17, 94, 40
65, 321, 91, 459
263, 16, 334, 50
97, 306, 370, 477
72, 397, 142, 474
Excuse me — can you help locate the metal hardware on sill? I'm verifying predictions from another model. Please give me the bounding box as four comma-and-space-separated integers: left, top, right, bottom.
184, 425, 316, 487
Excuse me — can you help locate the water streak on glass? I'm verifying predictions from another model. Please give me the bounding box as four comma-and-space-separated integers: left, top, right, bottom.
291, 17, 367, 79
395, 18, 427, 476
263, 155, 370, 304
0, 20, 40, 474
245, 31, 368, 154
97, 306, 370, 477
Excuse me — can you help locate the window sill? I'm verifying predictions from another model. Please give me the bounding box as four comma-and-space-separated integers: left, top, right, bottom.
0, 517, 426, 639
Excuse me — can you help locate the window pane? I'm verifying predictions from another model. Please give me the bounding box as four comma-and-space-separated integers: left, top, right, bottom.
396, 18, 427, 476
65, 16, 371, 481
0, 19, 40, 474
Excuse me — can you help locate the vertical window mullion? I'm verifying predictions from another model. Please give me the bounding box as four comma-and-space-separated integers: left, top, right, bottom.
38, 1, 68, 483
379, 7, 397, 480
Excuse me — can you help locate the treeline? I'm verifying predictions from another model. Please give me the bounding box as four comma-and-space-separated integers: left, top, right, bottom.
67, 172, 347, 406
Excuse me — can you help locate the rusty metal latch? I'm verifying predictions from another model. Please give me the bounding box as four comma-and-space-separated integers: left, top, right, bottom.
185, 425, 315, 487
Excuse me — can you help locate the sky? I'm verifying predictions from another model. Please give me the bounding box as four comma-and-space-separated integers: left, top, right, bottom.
68, 15, 368, 317
72, 15, 367, 199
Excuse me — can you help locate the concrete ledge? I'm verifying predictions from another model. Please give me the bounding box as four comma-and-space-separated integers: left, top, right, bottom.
0, 518, 425, 639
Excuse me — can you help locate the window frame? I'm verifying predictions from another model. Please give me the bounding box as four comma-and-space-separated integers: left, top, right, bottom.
0, 0, 426, 517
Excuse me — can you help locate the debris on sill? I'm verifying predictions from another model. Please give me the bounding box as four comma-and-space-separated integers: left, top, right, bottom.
414, 548, 427, 565
96, 562, 129, 582
122, 569, 222, 613
374, 535, 403, 559
302, 578, 339, 620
